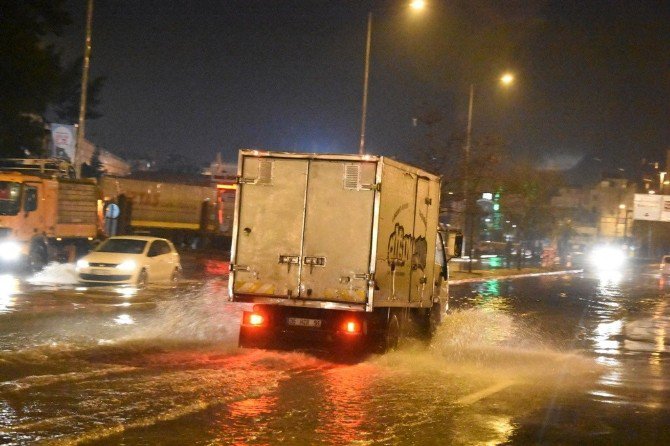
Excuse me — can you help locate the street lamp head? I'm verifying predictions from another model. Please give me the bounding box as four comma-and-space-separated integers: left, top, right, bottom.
410, 0, 426, 11
500, 72, 514, 86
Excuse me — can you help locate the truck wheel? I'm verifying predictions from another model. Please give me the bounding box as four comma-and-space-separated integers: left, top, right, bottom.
136, 269, 148, 288
28, 243, 47, 272
384, 314, 400, 352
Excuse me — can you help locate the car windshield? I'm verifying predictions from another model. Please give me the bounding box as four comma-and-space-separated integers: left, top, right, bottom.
96, 239, 147, 254
0, 181, 21, 216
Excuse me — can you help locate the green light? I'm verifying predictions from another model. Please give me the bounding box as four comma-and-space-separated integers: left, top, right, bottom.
493, 203, 500, 211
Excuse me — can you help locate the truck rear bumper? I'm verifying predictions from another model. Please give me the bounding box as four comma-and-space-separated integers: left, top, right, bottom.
238, 306, 381, 353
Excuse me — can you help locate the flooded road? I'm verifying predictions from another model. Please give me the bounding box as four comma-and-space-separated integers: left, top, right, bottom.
0, 260, 668, 445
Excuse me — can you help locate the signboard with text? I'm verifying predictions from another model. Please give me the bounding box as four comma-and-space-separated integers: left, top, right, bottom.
633, 193, 670, 221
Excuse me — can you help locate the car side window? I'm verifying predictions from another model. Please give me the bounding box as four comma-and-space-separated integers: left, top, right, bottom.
148, 241, 161, 257
149, 240, 171, 257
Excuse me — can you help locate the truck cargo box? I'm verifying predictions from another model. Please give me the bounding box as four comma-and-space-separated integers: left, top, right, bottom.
100, 176, 233, 236
54, 180, 99, 237
229, 150, 442, 312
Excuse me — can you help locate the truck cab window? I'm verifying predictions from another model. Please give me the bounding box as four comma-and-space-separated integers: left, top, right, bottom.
0, 182, 21, 216
24, 186, 38, 212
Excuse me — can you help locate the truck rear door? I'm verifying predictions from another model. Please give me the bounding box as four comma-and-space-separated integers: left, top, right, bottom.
232, 156, 376, 305
300, 160, 376, 304
233, 157, 308, 298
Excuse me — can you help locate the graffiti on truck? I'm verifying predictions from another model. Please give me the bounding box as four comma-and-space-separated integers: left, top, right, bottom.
387, 223, 427, 271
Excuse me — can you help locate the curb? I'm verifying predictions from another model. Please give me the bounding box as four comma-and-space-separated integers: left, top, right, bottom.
449, 269, 584, 284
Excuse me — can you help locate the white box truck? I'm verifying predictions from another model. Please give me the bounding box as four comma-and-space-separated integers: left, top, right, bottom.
229, 150, 460, 353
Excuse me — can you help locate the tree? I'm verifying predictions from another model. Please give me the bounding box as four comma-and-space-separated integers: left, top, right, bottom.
0, 0, 70, 157
499, 160, 563, 266
81, 145, 105, 179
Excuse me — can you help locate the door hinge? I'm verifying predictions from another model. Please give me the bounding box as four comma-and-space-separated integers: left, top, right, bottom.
230, 264, 250, 272
237, 176, 256, 185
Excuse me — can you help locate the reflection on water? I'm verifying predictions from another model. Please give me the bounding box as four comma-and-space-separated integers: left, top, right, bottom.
0, 274, 18, 313
316, 364, 375, 443
225, 394, 278, 446
596, 269, 623, 288
114, 314, 135, 325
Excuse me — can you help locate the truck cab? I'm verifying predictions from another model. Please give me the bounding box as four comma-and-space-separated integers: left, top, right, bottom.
0, 173, 45, 268
0, 160, 99, 271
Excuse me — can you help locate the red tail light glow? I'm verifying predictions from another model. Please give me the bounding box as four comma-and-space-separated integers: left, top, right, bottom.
243, 311, 266, 327
343, 320, 361, 334
249, 314, 264, 326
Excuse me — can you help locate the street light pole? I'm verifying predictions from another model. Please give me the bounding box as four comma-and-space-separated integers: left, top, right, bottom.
358, 2, 425, 155
463, 84, 474, 271
75, 0, 94, 178
358, 12, 373, 155
461, 74, 514, 271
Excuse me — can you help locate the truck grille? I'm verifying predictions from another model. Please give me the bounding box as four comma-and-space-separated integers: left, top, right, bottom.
89, 262, 118, 268
79, 274, 131, 281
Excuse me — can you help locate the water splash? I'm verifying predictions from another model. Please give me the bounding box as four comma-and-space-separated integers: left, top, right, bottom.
376, 308, 599, 387
27, 262, 78, 285
118, 281, 245, 347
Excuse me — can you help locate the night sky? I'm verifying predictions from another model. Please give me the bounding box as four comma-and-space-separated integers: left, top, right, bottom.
58, 0, 670, 175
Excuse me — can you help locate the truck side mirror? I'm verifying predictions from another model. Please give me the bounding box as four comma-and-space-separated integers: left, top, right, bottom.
24, 186, 38, 212
446, 232, 463, 258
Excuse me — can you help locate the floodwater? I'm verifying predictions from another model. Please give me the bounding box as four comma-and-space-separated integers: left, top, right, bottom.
0, 260, 668, 445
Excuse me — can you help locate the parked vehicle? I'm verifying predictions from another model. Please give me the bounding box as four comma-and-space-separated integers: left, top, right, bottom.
100, 176, 234, 244
229, 150, 461, 354
0, 157, 235, 273
76, 236, 181, 286
0, 159, 98, 271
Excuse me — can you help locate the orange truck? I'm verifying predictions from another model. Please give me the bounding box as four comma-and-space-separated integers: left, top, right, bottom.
0, 159, 99, 271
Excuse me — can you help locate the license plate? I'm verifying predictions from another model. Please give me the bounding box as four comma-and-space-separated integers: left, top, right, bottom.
287, 317, 322, 328
91, 268, 107, 275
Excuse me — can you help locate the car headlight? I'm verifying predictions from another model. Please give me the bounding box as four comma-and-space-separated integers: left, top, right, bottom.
116, 260, 137, 271
590, 246, 626, 270
0, 241, 22, 261
76, 259, 90, 270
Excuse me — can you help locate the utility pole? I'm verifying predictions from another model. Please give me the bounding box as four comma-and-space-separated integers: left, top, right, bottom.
75, 0, 94, 178
463, 83, 474, 272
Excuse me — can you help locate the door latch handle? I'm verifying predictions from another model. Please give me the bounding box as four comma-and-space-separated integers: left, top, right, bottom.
279, 255, 300, 273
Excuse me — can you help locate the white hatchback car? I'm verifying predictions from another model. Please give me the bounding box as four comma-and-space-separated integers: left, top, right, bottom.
76, 236, 181, 286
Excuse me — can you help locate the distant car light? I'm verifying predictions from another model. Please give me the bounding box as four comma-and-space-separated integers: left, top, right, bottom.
0, 242, 22, 261
116, 260, 137, 271
590, 246, 626, 270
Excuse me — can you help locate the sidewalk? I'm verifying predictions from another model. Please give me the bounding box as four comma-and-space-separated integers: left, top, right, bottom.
449, 265, 583, 284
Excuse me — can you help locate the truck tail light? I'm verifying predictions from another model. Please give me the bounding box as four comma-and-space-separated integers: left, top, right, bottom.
343, 320, 361, 334
243, 311, 266, 327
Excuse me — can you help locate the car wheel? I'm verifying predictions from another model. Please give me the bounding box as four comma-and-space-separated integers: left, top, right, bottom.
171, 267, 181, 283
136, 269, 148, 288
